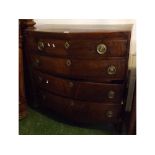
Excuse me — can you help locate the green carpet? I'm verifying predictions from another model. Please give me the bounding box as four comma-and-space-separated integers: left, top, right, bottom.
19, 107, 114, 135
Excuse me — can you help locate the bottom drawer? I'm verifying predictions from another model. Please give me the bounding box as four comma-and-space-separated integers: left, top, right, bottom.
37, 90, 122, 123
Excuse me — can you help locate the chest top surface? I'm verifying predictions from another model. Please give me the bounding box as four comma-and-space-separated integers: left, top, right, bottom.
33, 24, 132, 33
26, 24, 132, 40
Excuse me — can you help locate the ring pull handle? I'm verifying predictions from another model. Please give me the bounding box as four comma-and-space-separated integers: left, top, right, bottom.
108, 91, 115, 99
38, 41, 44, 51
106, 110, 113, 118
64, 41, 70, 49
66, 59, 71, 66
107, 65, 116, 75
97, 43, 107, 55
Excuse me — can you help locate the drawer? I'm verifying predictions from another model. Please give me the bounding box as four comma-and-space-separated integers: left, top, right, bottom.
31, 54, 127, 82
37, 90, 122, 123
34, 39, 128, 58
33, 70, 124, 103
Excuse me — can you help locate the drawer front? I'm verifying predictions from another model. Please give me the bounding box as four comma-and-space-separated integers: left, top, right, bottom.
38, 90, 122, 123
31, 54, 127, 81
34, 39, 128, 58
33, 70, 124, 103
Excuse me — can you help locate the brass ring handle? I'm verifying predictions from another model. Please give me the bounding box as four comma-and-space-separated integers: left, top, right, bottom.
38, 41, 44, 51
66, 59, 71, 66
108, 91, 115, 99
106, 110, 113, 118
64, 41, 70, 49
97, 43, 107, 55
107, 65, 116, 75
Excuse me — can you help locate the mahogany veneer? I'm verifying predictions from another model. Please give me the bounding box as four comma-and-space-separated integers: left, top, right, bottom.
24, 24, 131, 124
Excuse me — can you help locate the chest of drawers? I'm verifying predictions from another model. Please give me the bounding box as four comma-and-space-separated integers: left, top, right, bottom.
24, 24, 131, 124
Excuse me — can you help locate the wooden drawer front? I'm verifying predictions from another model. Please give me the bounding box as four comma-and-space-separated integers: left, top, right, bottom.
38, 90, 122, 123
33, 71, 124, 103
36, 39, 68, 57
31, 55, 127, 81
34, 39, 128, 58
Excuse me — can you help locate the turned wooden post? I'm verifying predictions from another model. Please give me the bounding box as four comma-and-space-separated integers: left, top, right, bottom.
19, 19, 36, 119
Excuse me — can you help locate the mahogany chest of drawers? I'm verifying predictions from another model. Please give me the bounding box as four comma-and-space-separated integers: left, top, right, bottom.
24, 25, 131, 124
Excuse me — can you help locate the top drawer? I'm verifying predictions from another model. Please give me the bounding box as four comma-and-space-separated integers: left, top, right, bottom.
33, 39, 128, 58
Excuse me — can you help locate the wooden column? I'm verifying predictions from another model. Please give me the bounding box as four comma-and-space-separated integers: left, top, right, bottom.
19, 19, 36, 119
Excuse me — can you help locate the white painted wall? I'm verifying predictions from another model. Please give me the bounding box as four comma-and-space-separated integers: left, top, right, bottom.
34, 19, 136, 111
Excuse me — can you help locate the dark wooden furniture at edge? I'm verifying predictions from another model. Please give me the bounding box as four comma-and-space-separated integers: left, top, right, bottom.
128, 82, 136, 134
19, 19, 36, 119
21, 19, 136, 134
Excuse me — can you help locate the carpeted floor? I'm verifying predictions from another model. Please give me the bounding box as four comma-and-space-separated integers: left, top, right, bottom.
19, 107, 116, 135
